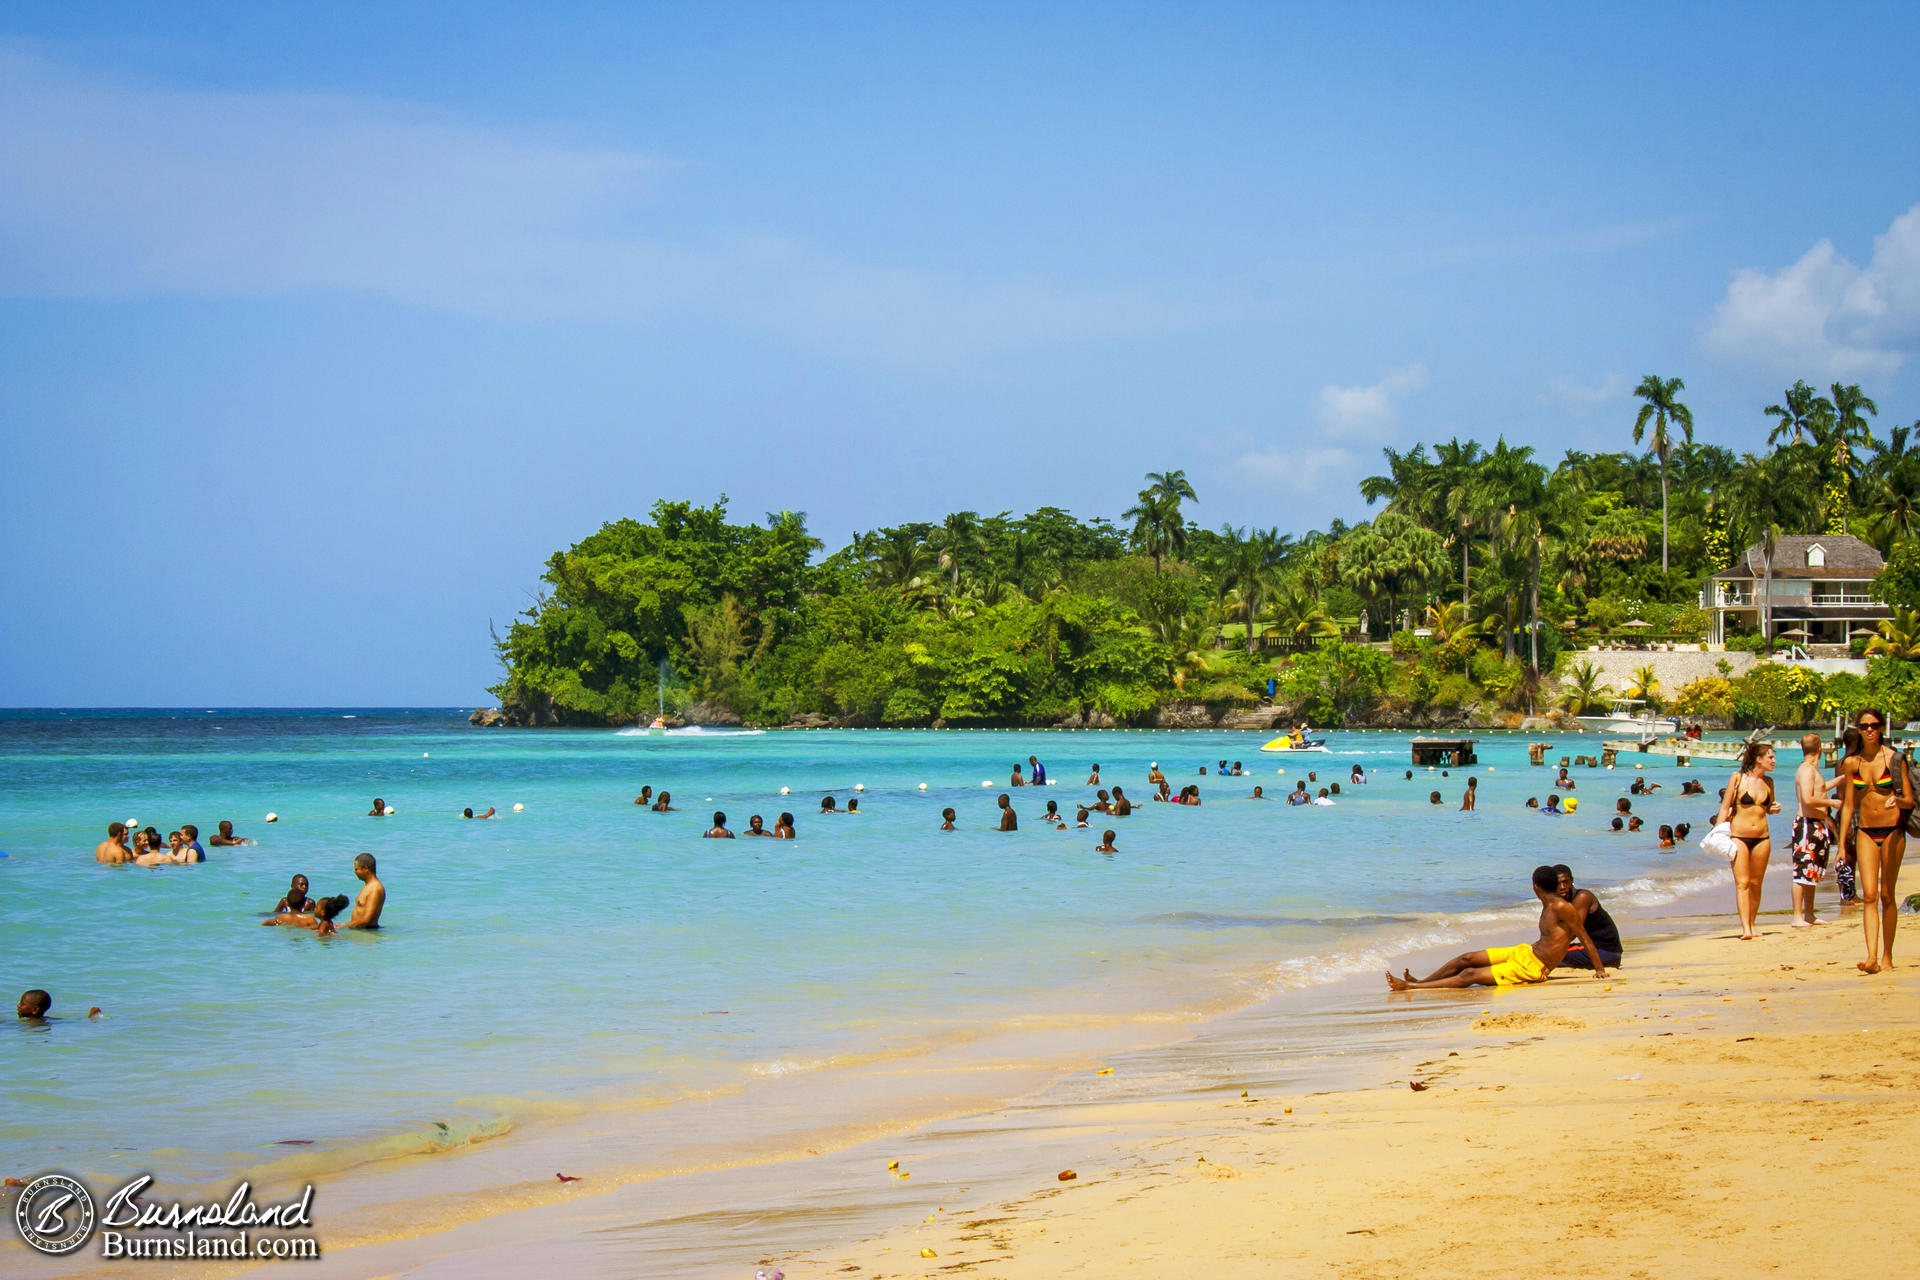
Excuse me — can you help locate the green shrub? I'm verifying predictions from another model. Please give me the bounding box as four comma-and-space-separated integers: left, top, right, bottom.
1673, 676, 1734, 721
1728, 663, 1823, 727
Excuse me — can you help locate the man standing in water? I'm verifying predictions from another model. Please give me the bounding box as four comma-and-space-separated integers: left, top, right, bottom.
1388, 866, 1608, 989
95, 822, 132, 864
343, 853, 385, 929
1028, 755, 1046, 787
996, 794, 1018, 831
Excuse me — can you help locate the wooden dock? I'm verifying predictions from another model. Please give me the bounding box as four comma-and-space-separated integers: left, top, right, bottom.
1603, 736, 1840, 768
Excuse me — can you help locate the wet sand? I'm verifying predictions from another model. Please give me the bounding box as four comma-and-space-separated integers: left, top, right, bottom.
11, 881, 1913, 1279
785, 905, 1919, 1280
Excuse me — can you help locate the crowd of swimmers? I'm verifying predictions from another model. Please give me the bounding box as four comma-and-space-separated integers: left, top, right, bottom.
88, 812, 387, 940
93, 820, 252, 864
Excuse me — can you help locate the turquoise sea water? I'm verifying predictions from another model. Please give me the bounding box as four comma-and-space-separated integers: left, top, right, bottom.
0, 712, 1729, 1197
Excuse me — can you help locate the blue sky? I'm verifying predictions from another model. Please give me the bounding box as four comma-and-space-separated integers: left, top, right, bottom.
4, 3, 1919, 705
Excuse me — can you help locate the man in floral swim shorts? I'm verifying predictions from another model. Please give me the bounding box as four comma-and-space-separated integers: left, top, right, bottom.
1791, 731, 1837, 927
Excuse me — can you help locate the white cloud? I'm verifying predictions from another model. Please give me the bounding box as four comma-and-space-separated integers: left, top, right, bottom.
1225, 364, 1427, 494
1537, 371, 1629, 417
1703, 203, 1920, 378
1234, 445, 1359, 495
0, 45, 1199, 368
1311, 364, 1428, 437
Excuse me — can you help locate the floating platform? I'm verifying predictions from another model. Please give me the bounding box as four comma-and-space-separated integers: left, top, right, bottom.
1410, 736, 1477, 766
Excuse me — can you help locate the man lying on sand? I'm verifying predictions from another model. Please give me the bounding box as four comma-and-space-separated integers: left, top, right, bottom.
1388, 865, 1609, 989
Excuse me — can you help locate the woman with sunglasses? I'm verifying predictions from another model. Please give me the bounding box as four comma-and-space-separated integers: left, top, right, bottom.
1835, 708, 1910, 973
1715, 739, 1780, 940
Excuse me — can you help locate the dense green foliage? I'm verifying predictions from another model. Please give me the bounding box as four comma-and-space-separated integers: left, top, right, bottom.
493, 376, 1920, 727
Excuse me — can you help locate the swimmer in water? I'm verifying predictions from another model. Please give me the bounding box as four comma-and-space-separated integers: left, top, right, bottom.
369, 798, 389, 817
820, 795, 839, 814
209, 820, 249, 847
773, 812, 796, 839
940, 808, 957, 830
1095, 829, 1118, 853
1074, 807, 1091, 828
1011, 763, 1026, 787
846, 798, 860, 814
704, 811, 735, 838
743, 814, 772, 837
262, 894, 351, 937
273, 874, 312, 914
18, 989, 52, 1019
1086, 763, 1101, 785
651, 791, 674, 812
1042, 800, 1061, 823
634, 786, 653, 807
462, 807, 497, 819
1251, 785, 1265, 799
1111, 786, 1133, 816
997, 794, 1018, 831
343, 853, 384, 929
95, 822, 133, 864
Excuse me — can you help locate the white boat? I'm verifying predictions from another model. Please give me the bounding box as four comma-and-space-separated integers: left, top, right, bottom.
1578, 698, 1681, 734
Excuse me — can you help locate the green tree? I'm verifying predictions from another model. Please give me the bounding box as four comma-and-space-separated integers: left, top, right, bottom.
1123, 470, 1198, 573
1631, 374, 1696, 576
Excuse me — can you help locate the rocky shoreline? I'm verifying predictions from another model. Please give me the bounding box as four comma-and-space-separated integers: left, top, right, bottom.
468, 702, 1595, 733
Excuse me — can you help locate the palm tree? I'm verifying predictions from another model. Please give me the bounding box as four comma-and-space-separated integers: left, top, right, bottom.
1631, 375, 1695, 577
1860, 423, 1920, 550
934, 511, 987, 588
1360, 443, 1440, 527
1764, 380, 1823, 448
1822, 383, 1879, 534
1558, 660, 1611, 715
1212, 525, 1292, 654
1867, 608, 1920, 661
1123, 470, 1197, 575
1724, 450, 1817, 641
1625, 663, 1661, 708
1424, 600, 1481, 645
1265, 584, 1339, 643
870, 529, 939, 594
1432, 438, 1488, 605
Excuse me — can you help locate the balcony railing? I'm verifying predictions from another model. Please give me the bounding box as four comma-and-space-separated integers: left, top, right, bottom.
1711, 591, 1886, 608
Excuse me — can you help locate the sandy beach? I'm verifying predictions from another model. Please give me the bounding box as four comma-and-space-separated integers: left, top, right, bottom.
782, 907, 1919, 1280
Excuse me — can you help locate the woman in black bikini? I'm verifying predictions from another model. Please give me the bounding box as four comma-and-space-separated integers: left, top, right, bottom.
1714, 740, 1780, 940
1835, 708, 1910, 973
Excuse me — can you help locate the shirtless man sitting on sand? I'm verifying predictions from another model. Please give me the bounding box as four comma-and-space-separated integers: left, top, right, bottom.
1388, 865, 1609, 989
343, 853, 385, 929
95, 822, 133, 864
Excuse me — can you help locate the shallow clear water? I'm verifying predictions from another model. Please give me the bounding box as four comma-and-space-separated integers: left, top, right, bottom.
0, 712, 1727, 1189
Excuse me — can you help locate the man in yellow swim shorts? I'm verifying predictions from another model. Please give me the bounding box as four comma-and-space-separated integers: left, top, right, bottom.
1388, 865, 1610, 990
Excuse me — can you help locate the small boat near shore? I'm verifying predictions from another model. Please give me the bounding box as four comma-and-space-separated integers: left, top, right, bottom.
1578, 697, 1681, 735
